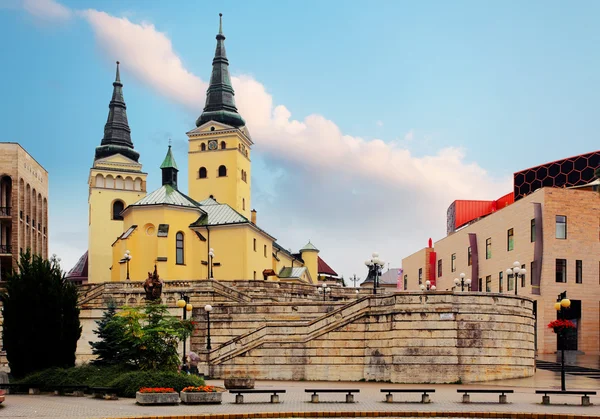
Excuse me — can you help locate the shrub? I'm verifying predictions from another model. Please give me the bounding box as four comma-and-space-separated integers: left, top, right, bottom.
109, 370, 204, 398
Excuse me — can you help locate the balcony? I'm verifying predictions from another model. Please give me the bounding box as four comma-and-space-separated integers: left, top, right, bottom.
0, 207, 10, 218
0, 244, 11, 254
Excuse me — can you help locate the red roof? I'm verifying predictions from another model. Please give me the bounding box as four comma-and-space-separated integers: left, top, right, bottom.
318, 256, 338, 277
65, 251, 88, 282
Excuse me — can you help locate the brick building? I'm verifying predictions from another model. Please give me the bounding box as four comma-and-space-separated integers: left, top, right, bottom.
0, 143, 48, 279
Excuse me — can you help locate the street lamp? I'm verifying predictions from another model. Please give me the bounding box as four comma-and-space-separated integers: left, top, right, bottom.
364, 252, 385, 295
204, 304, 213, 350
453, 273, 471, 291
555, 291, 571, 391
123, 250, 132, 280
506, 261, 526, 295
420, 280, 436, 291
176, 293, 193, 365
318, 283, 331, 301
208, 248, 215, 279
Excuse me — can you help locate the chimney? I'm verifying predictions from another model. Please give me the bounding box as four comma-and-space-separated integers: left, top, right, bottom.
251, 209, 257, 224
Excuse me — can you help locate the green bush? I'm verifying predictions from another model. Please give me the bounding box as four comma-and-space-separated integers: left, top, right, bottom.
109, 370, 205, 398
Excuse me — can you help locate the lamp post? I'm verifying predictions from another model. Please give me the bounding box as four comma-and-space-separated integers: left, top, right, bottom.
554, 291, 571, 391
364, 252, 385, 295
124, 250, 132, 280
506, 261, 526, 295
208, 248, 215, 279
176, 293, 193, 365
204, 304, 213, 350
453, 273, 471, 291
420, 280, 436, 291
318, 283, 331, 301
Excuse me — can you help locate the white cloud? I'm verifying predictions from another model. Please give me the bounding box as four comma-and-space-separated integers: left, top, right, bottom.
376, 120, 384, 127
21, 0, 72, 21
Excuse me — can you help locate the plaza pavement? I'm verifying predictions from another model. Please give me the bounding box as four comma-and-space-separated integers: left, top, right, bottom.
0, 369, 598, 419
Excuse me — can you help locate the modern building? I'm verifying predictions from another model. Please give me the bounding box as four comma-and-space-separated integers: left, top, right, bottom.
0, 143, 49, 280
71, 15, 337, 285
402, 152, 600, 356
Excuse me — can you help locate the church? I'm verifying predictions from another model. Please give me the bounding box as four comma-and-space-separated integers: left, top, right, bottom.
68, 15, 339, 286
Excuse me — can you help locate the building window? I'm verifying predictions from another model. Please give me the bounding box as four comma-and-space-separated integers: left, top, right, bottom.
531, 219, 536, 242
508, 273, 514, 291
418, 268, 422, 285
19, 210, 23, 220
253, 271, 256, 280
499, 271, 503, 293
555, 259, 567, 283
556, 215, 567, 239
218, 165, 227, 177
437, 259, 442, 277
403, 275, 407, 290
243, 198, 245, 211
486, 275, 491, 292
32, 219, 35, 229
478, 278, 482, 291
576, 260, 582, 284
220, 141, 226, 149
521, 264, 526, 287
176, 232, 184, 265
467, 247, 472, 266
486, 238, 492, 259
451, 253, 456, 272
26, 215, 29, 224
199, 167, 207, 178
264, 244, 267, 258
253, 238, 256, 251
112, 200, 124, 220
201, 143, 206, 151
157, 224, 169, 237
507, 228, 514, 251
530, 261, 536, 285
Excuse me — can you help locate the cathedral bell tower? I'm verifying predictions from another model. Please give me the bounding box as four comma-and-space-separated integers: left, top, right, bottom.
88, 62, 147, 283
187, 14, 252, 219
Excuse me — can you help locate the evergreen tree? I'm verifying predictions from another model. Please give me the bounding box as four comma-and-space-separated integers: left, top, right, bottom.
1, 251, 82, 378
90, 300, 126, 365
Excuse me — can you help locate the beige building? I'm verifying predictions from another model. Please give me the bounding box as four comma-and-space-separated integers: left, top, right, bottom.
402, 186, 600, 356
0, 143, 49, 279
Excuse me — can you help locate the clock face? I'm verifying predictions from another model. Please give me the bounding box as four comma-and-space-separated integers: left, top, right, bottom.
208, 140, 218, 150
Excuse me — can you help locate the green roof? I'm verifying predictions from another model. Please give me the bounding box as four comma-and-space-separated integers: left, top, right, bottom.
160, 145, 178, 170
278, 267, 307, 279
190, 197, 248, 226
300, 241, 319, 252
129, 184, 201, 209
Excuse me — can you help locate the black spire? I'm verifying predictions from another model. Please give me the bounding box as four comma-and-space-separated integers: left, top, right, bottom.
160, 142, 178, 188
94, 61, 140, 162
196, 13, 246, 128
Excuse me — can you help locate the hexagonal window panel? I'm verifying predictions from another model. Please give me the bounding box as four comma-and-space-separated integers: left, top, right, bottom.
581, 167, 595, 183
554, 173, 567, 186
537, 167, 548, 179
573, 157, 587, 171
548, 163, 560, 177
525, 170, 536, 183
560, 160, 574, 173
567, 170, 581, 184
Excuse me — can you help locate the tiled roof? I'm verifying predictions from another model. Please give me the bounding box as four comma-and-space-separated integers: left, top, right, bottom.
66, 251, 88, 281
363, 268, 401, 285
190, 197, 249, 226
279, 267, 307, 279
129, 185, 202, 209
318, 257, 338, 276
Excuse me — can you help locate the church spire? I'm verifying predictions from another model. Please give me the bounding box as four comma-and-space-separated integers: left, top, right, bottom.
94, 61, 140, 162
195, 13, 246, 128
160, 143, 179, 188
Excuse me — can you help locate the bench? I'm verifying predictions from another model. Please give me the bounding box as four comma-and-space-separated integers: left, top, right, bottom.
52, 385, 89, 397
228, 389, 286, 404
457, 389, 514, 404
305, 389, 360, 403
536, 390, 596, 406
380, 388, 435, 403
0, 383, 33, 394
90, 386, 118, 400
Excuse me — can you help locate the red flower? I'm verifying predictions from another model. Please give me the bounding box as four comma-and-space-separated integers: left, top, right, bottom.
547, 319, 576, 332
139, 387, 176, 393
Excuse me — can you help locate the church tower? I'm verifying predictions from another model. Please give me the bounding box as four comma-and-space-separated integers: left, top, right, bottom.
187, 14, 252, 219
88, 62, 147, 283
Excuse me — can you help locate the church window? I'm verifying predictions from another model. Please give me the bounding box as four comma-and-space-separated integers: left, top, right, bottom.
201, 143, 206, 151
157, 224, 169, 237
115, 176, 124, 189
199, 167, 207, 179
124, 177, 133, 190
95, 174, 105, 188
105, 175, 114, 188
210, 126, 215, 131
253, 238, 256, 251
220, 141, 226, 149
134, 178, 142, 191
243, 198, 245, 211
176, 232, 184, 265
253, 271, 256, 280
112, 200, 124, 220
218, 165, 227, 177
264, 245, 267, 258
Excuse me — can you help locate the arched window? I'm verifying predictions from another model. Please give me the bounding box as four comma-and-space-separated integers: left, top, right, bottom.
220, 141, 226, 149
199, 167, 207, 179
210, 126, 215, 131
95, 174, 105, 188
243, 198, 245, 210
176, 232, 184, 264
218, 165, 227, 177
112, 200, 124, 220
134, 177, 142, 191
201, 143, 206, 151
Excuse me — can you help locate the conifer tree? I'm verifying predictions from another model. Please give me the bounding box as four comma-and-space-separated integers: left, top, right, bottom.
1, 251, 82, 378
90, 300, 126, 365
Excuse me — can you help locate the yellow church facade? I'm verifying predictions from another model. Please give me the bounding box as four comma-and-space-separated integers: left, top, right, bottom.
72, 16, 338, 286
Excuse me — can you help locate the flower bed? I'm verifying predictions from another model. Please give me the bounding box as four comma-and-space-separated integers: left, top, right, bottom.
548, 319, 576, 333
180, 386, 222, 404
136, 387, 179, 405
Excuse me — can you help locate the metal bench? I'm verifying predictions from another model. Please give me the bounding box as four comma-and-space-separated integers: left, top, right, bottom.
380, 388, 435, 403
228, 389, 286, 404
457, 389, 514, 404
90, 386, 118, 400
52, 385, 89, 397
304, 388, 360, 403
536, 390, 596, 406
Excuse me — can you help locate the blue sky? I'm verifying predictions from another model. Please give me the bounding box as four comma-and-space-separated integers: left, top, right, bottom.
1, 0, 599, 280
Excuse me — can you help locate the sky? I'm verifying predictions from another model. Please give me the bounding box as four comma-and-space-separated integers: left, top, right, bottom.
1, 0, 599, 283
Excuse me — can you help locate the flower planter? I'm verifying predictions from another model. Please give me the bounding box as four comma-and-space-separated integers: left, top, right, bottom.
136, 391, 180, 405
224, 378, 255, 389
180, 391, 222, 404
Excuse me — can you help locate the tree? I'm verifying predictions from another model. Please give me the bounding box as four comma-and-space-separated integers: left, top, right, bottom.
110, 301, 192, 371
90, 299, 126, 366
1, 251, 82, 378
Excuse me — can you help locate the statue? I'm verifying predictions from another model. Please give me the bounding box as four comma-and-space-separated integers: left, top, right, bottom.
143, 265, 163, 301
